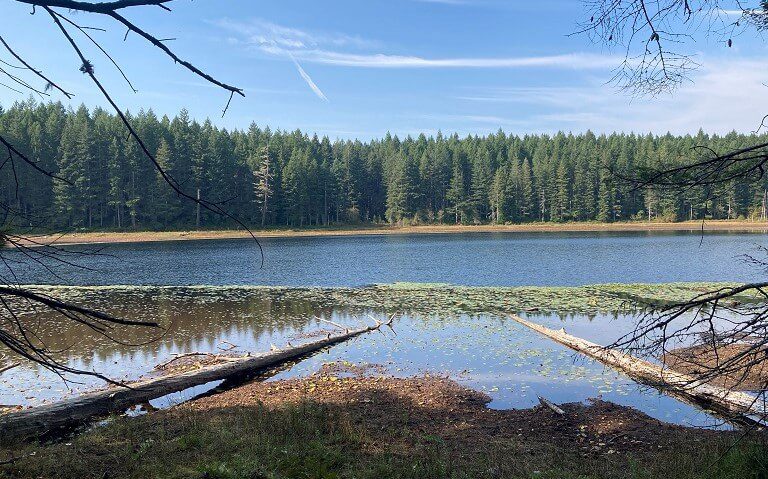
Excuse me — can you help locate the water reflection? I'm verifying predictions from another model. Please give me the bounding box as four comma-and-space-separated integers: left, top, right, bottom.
0, 287, 724, 428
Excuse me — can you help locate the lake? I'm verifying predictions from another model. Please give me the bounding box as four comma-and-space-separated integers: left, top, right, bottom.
2, 230, 767, 429
9, 230, 768, 286
0, 287, 726, 428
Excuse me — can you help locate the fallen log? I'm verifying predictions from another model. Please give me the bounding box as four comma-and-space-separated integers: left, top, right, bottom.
509, 314, 766, 427
537, 396, 565, 415
0, 318, 390, 440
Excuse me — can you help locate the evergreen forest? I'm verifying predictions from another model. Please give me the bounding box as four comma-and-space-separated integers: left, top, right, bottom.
3, 100, 767, 230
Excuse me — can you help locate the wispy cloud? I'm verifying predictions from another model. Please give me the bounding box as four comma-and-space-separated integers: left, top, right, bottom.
260, 47, 617, 69
167, 79, 303, 96
455, 86, 605, 106
218, 18, 617, 71
418, 113, 524, 125
407, 0, 525, 6
212, 18, 768, 137
288, 53, 328, 102
215, 18, 344, 100
216, 18, 378, 51
455, 57, 768, 135
720, 8, 765, 15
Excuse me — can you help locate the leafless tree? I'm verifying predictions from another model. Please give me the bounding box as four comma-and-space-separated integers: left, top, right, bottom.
580, 0, 768, 413
0, 0, 259, 381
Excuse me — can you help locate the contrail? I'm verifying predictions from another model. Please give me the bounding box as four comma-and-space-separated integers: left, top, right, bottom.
288, 52, 328, 102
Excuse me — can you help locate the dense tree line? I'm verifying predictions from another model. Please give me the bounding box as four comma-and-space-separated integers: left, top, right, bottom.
2, 99, 768, 230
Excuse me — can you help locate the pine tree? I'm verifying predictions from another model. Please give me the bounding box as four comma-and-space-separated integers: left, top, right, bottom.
5, 101, 768, 231
253, 145, 273, 227
447, 159, 468, 224
386, 153, 420, 224
282, 148, 308, 226
154, 138, 177, 226
54, 107, 94, 227
469, 149, 492, 223
552, 160, 570, 222
572, 154, 593, 221
107, 138, 128, 228
490, 165, 508, 223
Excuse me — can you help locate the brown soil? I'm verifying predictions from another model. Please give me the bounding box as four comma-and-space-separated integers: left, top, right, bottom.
665, 343, 768, 391
184, 367, 726, 457
2, 363, 759, 479
316, 360, 389, 377
20, 220, 768, 247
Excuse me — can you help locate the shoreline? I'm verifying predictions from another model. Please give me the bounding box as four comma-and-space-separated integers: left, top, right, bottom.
3, 370, 758, 478
21, 220, 768, 246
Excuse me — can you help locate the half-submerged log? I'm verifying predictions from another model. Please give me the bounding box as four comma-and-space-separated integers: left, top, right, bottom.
509, 314, 766, 426
0, 320, 389, 440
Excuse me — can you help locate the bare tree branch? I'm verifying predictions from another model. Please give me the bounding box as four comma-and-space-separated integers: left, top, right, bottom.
0, 35, 73, 99
578, 1, 757, 95
580, 1, 768, 422
15, 0, 172, 14
0, 0, 260, 380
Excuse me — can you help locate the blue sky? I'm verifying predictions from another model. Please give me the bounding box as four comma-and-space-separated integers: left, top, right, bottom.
1, 0, 767, 139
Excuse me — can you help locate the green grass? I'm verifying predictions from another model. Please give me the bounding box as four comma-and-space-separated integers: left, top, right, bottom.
1, 401, 765, 479
4, 282, 765, 478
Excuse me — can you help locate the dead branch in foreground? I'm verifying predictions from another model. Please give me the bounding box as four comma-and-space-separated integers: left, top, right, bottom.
509, 315, 766, 428
0, 0, 258, 377
0, 316, 394, 440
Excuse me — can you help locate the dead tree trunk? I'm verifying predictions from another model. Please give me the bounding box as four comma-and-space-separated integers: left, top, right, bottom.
0, 320, 390, 440
509, 314, 765, 427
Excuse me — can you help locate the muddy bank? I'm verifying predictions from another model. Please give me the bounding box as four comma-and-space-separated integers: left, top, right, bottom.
665, 343, 768, 391
20, 220, 768, 247
184, 364, 727, 457
2, 367, 764, 479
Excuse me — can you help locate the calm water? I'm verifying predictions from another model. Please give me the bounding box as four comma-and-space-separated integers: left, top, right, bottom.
9, 230, 768, 286
0, 288, 726, 428
3, 231, 767, 428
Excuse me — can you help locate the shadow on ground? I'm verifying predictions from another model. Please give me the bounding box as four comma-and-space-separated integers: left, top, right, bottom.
1, 370, 766, 479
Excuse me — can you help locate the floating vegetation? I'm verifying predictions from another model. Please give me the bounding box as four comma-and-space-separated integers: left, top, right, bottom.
16, 281, 745, 317
1, 281, 755, 428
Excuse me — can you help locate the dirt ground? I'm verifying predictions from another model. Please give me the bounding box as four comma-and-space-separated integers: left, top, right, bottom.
665, 343, 768, 391
183, 362, 728, 457
2, 362, 764, 479
19, 220, 768, 247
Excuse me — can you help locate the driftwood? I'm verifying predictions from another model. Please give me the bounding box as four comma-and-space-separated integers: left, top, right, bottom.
509, 315, 766, 426
538, 395, 565, 415
0, 318, 391, 440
